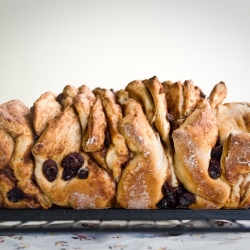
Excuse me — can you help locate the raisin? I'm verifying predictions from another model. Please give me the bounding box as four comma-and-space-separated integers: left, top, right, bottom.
160, 182, 177, 208
157, 197, 176, 209
179, 193, 196, 208
162, 181, 176, 196
166, 113, 174, 125
172, 186, 185, 203
56, 93, 64, 104
211, 146, 223, 161
208, 159, 222, 179
62, 167, 79, 181
77, 167, 89, 179
6, 188, 24, 202
61, 153, 84, 181
200, 91, 206, 99
62, 152, 84, 169
42, 159, 58, 182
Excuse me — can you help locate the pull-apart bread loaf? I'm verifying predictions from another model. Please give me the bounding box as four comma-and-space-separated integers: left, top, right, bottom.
1, 76, 250, 210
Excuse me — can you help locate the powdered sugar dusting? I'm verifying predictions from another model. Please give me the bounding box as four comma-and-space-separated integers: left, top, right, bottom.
86, 136, 98, 145
127, 165, 150, 209
138, 136, 143, 142
183, 137, 199, 170
70, 192, 98, 209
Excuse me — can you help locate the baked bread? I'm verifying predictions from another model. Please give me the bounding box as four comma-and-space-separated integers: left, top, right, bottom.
0, 100, 51, 208
116, 99, 171, 208
32, 105, 116, 209
92, 88, 130, 183
31, 91, 62, 136
125, 80, 155, 123
1, 76, 250, 210
172, 99, 230, 209
162, 80, 204, 122
221, 132, 250, 208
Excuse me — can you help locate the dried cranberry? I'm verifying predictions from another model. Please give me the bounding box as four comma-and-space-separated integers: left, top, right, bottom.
6, 188, 24, 202
179, 193, 196, 207
77, 167, 89, 179
62, 152, 84, 169
42, 159, 58, 182
208, 159, 222, 179
211, 146, 223, 161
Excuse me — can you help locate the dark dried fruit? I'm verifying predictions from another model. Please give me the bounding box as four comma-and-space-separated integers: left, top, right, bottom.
77, 167, 89, 179
56, 93, 64, 104
211, 146, 223, 161
208, 159, 222, 179
6, 188, 24, 202
172, 186, 186, 202
157, 197, 176, 209
42, 159, 58, 182
160, 182, 177, 208
200, 91, 206, 99
62, 167, 79, 181
166, 113, 174, 125
61, 153, 84, 181
162, 181, 173, 197
179, 193, 196, 207
62, 152, 84, 169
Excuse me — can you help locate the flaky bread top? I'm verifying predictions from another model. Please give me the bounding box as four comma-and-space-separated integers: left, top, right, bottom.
117, 99, 171, 209
172, 99, 230, 209
32, 105, 116, 209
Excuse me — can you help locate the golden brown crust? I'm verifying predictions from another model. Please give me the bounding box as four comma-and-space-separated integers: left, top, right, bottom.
172, 99, 230, 209
31, 92, 62, 136
115, 89, 129, 105
125, 80, 155, 123
61, 85, 78, 108
0, 129, 14, 169
73, 85, 96, 132
182, 80, 198, 117
220, 132, 250, 209
0, 100, 51, 208
215, 102, 250, 145
162, 81, 183, 120
93, 88, 130, 182
143, 76, 178, 187
222, 132, 250, 185
82, 96, 107, 152
116, 99, 171, 209
32, 106, 116, 209
143, 76, 170, 145
207, 81, 227, 110
162, 80, 202, 122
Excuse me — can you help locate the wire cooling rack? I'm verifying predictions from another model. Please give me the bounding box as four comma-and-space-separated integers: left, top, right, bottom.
1, 209, 250, 234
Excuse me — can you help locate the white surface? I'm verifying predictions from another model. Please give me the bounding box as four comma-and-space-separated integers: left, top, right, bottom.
1, 230, 250, 250
0, 0, 250, 107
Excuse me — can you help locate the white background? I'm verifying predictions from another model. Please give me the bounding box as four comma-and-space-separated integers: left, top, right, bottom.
0, 0, 249, 107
